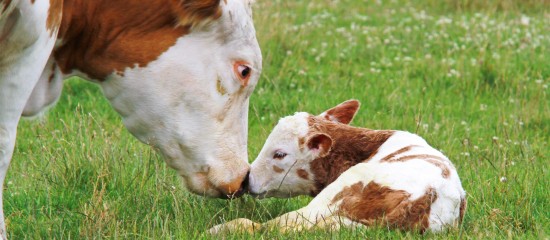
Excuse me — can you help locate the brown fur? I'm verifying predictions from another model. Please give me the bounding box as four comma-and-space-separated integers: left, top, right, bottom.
306, 116, 394, 195
170, 0, 222, 27
382, 153, 451, 178
46, 0, 62, 36
379, 145, 417, 162
322, 100, 360, 124
332, 182, 436, 232
54, 0, 221, 80
296, 169, 309, 180
273, 166, 284, 173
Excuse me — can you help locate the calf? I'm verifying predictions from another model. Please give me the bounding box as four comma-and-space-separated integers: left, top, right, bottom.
210, 100, 466, 234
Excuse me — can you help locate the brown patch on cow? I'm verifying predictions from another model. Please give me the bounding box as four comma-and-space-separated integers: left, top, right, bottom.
273, 166, 284, 173
54, 0, 221, 80
46, 0, 63, 36
296, 169, 309, 180
322, 100, 360, 124
170, 0, 222, 27
306, 116, 394, 195
332, 182, 436, 232
31, 0, 35, 4
383, 153, 451, 178
459, 197, 467, 224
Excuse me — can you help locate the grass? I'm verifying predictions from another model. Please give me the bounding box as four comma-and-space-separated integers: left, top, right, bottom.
7, 0, 549, 238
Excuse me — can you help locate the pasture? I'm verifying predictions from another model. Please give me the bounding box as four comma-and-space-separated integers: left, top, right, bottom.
7, 0, 548, 238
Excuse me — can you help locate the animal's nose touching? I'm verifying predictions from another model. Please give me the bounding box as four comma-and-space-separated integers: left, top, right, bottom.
217, 170, 251, 199
217, 169, 250, 199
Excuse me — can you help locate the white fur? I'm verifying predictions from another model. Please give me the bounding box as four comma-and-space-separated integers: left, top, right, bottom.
99, 0, 262, 196
248, 112, 312, 197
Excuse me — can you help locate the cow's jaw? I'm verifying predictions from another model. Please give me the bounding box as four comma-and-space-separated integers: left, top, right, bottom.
100, 0, 261, 198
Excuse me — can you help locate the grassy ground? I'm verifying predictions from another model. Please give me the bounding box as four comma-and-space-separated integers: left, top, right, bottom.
7, 0, 549, 239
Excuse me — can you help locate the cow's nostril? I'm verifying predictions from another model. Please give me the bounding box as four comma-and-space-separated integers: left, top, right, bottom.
240, 171, 250, 192
230, 171, 250, 199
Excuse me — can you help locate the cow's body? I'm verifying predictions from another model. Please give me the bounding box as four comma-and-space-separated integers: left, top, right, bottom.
210, 100, 466, 234
0, 0, 261, 237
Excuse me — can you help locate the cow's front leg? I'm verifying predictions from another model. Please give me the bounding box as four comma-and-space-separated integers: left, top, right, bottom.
0, 0, 59, 238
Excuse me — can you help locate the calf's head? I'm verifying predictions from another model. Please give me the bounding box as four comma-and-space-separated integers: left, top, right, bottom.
248, 100, 360, 198
82, 0, 262, 198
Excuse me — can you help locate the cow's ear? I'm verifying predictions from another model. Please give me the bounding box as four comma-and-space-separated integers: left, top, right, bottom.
171, 0, 222, 27
319, 100, 360, 125
306, 133, 333, 158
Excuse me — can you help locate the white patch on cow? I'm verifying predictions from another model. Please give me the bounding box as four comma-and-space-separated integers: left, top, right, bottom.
99, 0, 262, 197
22, 56, 63, 117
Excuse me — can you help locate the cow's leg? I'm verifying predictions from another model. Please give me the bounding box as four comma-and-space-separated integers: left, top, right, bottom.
0, 0, 58, 238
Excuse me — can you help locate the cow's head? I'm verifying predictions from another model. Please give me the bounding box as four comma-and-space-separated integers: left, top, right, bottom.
248, 100, 360, 198
71, 0, 262, 198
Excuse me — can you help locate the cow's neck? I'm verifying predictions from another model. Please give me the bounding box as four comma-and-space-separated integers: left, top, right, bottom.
308, 121, 394, 196
53, 0, 190, 81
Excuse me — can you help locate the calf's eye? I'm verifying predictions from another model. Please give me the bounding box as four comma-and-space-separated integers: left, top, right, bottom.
273, 151, 287, 160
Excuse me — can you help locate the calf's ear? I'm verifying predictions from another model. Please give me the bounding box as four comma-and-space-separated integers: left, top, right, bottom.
306, 133, 333, 158
319, 99, 360, 125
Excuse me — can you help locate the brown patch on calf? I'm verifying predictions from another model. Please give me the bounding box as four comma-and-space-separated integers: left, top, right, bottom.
380, 145, 417, 162
54, 0, 221, 80
273, 166, 284, 173
46, 0, 62, 36
332, 182, 436, 232
306, 116, 394, 195
296, 169, 309, 180
383, 153, 451, 178
322, 100, 360, 124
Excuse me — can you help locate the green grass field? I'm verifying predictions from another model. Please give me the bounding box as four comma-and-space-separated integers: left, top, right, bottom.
7, 0, 549, 238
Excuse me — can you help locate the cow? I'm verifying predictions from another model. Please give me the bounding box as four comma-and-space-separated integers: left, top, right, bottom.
209, 100, 466, 234
0, 0, 261, 237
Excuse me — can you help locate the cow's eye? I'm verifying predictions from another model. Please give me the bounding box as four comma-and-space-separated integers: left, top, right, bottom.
273, 151, 287, 160
237, 65, 251, 79
233, 62, 252, 86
